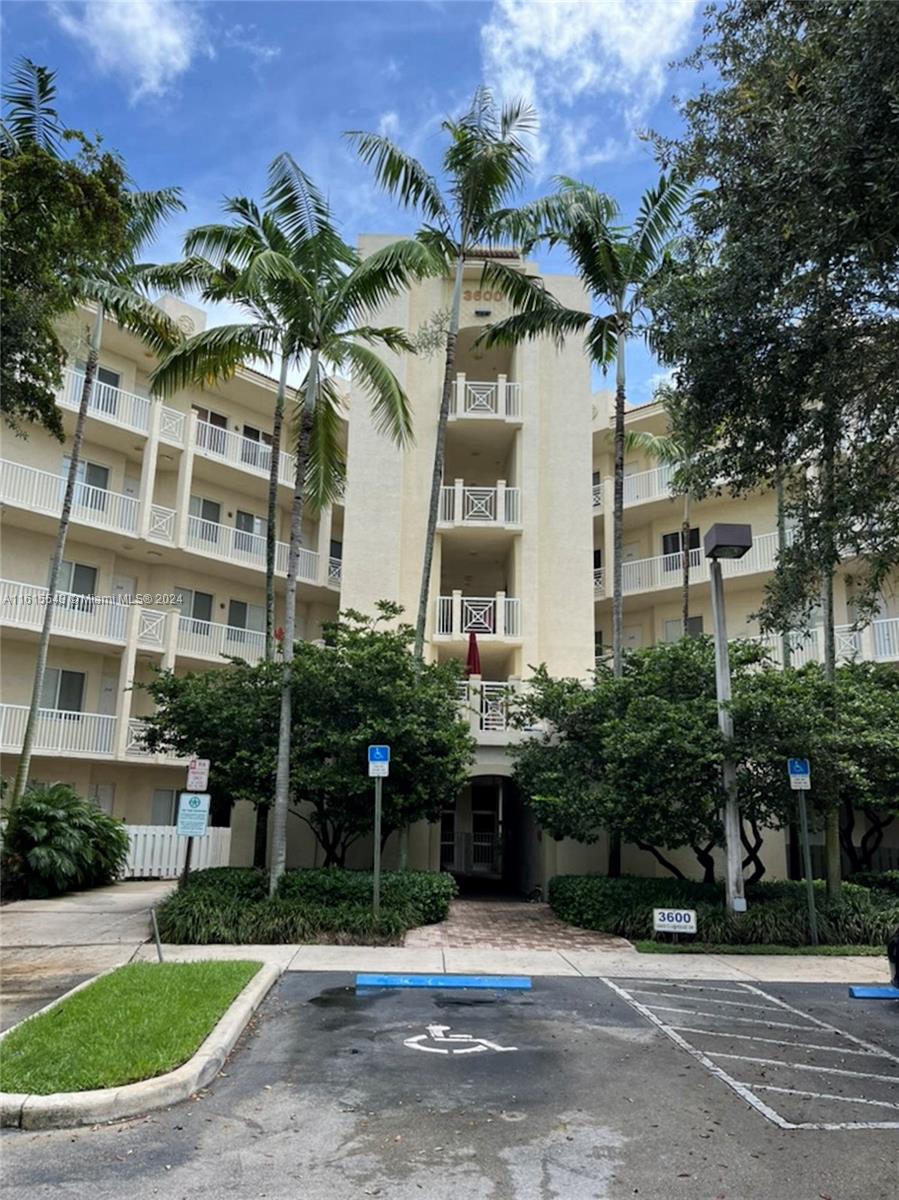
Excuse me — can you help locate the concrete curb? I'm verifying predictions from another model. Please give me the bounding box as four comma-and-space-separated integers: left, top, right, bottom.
0, 960, 282, 1130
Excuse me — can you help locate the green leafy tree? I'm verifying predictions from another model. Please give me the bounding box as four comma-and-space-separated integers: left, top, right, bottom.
649, 0, 899, 894
1, 59, 129, 438
6, 61, 184, 806
142, 604, 474, 866
348, 87, 558, 660
152, 157, 428, 894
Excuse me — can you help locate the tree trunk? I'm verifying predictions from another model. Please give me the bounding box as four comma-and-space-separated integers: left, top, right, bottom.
265, 353, 289, 661
608, 320, 626, 877
820, 393, 842, 898
680, 491, 691, 632
12, 305, 104, 805
269, 354, 317, 896
414, 252, 465, 660
635, 839, 685, 879
740, 816, 766, 884
691, 842, 717, 885
775, 469, 792, 667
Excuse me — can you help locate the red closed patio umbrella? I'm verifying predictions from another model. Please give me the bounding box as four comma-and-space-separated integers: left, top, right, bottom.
465, 630, 481, 677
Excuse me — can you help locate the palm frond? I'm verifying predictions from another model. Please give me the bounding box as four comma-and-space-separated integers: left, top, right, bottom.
303, 376, 347, 512
339, 340, 413, 446
631, 173, 690, 274
265, 152, 338, 251
479, 304, 592, 351
124, 188, 185, 257
2, 58, 63, 155
79, 279, 182, 356
345, 130, 449, 227
585, 314, 618, 368
150, 323, 276, 396
478, 259, 554, 314
622, 429, 684, 465
333, 238, 444, 326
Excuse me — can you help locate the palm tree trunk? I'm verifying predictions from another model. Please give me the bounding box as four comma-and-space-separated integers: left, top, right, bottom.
680, 492, 691, 632
608, 322, 626, 877
265, 353, 289, 661
820, 419, 841, 899
269, 352, 317, 895
414, 253, 465, 660
11, 305, 104, 805
775, 469, 792, 668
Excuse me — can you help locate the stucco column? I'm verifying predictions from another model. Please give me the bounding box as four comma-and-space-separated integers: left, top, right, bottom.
455, 372, 466, 415
495, 479, 507, 525
497, 373, 507, 417
137, 402, 162, 539
174, 410, 198, 547
495, 590, 506, 638
467, 673, 482, 738
114, 601, 141, 758
162, 604, 180, 671
859, 622, 876, 663
451, 589, 462, 638
316, 504, 334, 588
453, 478, 464, 525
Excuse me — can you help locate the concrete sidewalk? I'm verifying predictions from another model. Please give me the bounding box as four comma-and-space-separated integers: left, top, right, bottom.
1, 880, 174, 1029
131, 941, 891, 984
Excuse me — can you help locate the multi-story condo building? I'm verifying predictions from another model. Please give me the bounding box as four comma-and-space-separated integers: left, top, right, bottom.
2, 253, 897, 884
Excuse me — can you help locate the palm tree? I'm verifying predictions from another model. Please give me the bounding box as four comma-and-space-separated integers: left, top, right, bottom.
8, 63, 184, 805
347, 87, 555, 660
152, 154, 424, 893
622, 426, 694, 632
481, 176, 689, 685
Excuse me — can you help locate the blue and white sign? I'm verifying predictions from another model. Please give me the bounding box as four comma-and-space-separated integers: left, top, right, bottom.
368, 744, 390, 778
653, 908, 697, 934
176, 792, 210, 837
787, 758, 811, 790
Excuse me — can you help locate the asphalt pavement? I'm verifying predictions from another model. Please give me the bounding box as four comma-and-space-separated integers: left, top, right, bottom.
2, 972, 897, 1200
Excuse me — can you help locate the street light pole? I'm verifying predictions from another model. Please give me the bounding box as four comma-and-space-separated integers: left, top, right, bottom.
708, 558, 746, 914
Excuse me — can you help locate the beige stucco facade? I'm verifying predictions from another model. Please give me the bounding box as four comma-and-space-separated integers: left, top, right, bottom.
3, 259, 897, 886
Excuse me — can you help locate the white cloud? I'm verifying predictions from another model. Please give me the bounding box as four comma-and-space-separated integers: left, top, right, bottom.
377, 110, 400, 138
52, 0, 210, 102
223, 23, 281, 67
481, 0, 700, 169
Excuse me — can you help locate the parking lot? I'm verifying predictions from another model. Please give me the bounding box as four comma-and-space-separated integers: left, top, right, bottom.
2, 972, 897, 1200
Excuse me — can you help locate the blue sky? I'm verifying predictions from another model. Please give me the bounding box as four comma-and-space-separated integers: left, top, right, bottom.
5, 0, 707, 404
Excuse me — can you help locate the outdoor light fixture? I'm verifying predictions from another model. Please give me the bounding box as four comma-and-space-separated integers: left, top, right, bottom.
705, 521, 753, 914
703, 523, 753, 560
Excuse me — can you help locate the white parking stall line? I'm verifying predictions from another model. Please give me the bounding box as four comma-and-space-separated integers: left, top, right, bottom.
708, 1053, 899, 1085
642, 983, 757, 996
627, 989, 784, 1012
738, 982, 899, 1064
668, 1026, 886, 1058
601, 977, 899, 1131
644, 1005, 816, 1030
751, 1084, 899, 1113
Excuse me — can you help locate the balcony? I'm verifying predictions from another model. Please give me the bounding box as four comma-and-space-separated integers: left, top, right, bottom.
0, 704, 116, 757
57, 367, 184, 443
449, 374, 521, 421
328, 556, 342, 585
0, 579, 127, 642
438, 481, 521, 526
124, 717, 186, 762
177, 615, 266, 664
749, 618, 899, 667
1, 460, 140, 537
435, 592, 521, 639
185, 515, 319, 583
618, 530, 781, 596
193, 419, 296, 487
592, 483, 603, 510
591, 464, 678, 513
593, 568, 605, 597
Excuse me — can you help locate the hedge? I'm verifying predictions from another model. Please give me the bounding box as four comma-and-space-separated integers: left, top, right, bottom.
154, 866, 458, 945
850, 870, 899, 896
548, 874, 899, 947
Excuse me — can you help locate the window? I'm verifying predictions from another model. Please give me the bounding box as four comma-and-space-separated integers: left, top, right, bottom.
189, 495, 221, 543
227, 599, 265, 643
241, 424, 272, 469
151, 788, 177, 826
592, 470, 602, 507
665, 616, 704, 643
235, 510, 266, 555
63, 457, 109, 512
662, 527, 700, 571
179, 587, 213, 632
76, 362, 121, 415
330, 538, 343, 561
593, 548, 603, 570
193, 405, 228, 454
55, 560, 97, 613
40, 668, 85, 714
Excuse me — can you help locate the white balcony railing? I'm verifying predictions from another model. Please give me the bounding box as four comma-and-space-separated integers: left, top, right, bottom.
148, 504, 176, 543
0, 704, 115, 756
124, 717, 186, 761
57, 368, 184, 444
623, 464, 676, 506
749, 618, 899, 667
177, 615, 266, 663
592, 483, 603, 509
618, 530, 781, 596
438, 483, 521, 526
194, 420, 296, 487
451, 374, 521, 420
593, 568, 605, 597
184, 515, 319, 583
0, 580, 128, 642
875, 617, 899, 662
328, 557, 342, 585
137, 608, 168, 649
435, 592, 521, 638
1, 460, 139, 536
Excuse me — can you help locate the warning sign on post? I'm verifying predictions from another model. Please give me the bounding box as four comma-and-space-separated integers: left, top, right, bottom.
176, 792, 210, 837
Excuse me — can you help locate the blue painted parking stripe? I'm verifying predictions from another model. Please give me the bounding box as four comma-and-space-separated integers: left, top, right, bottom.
848, 985, 899, 1000
356, 973, 532, 990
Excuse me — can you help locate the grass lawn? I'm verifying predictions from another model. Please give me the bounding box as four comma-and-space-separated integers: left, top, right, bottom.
0, 960, 261, 1095
634, 941, 884, 956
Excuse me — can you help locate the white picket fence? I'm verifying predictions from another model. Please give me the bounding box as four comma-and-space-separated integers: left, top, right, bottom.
121, 825, 232, 879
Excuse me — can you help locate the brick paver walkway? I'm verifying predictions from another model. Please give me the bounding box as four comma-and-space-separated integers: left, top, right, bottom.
404, 899, 630, 950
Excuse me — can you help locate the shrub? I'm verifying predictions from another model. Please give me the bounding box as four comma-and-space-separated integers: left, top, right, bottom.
158, 866, 458, 945
1, 783, 130, 899
850, 870, 899, 896
548, 874, 899, 947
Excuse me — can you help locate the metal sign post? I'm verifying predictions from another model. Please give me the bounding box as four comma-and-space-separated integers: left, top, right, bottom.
179, 757, 211, 892
788, 758, 818, 947
368, 746, 390, 918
